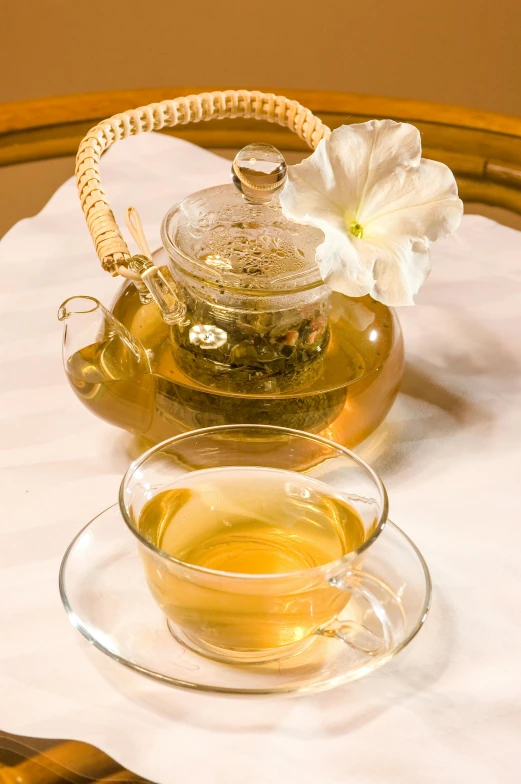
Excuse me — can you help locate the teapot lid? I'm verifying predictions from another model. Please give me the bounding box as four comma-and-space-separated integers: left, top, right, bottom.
161, 144, 324, 292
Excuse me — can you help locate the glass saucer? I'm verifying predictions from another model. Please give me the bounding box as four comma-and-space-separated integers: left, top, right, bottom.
59, 505, 431, 695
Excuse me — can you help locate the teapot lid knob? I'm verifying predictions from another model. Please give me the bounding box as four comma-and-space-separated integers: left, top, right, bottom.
232, 144, 287, 204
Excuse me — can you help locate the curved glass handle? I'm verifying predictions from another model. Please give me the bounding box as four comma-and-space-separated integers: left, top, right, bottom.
316, 569, 398, 657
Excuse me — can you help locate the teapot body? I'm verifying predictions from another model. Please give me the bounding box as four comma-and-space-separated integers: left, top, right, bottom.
61, 251, 404, 449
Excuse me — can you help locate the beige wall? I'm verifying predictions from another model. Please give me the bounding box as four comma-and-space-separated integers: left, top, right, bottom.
2, 0, 521, 115
1, 0, 520, 238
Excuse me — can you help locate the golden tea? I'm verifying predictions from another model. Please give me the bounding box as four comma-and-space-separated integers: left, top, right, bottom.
139, 467, 365, 573
135, 467, 368, 657
65, 286, 402, 447
66, 338, 154, 434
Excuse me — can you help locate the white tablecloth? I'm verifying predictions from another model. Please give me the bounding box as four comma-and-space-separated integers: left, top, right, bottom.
1, 133, 520, 784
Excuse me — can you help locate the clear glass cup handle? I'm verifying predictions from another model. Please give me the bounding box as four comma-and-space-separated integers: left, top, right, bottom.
316, 569, 398, 656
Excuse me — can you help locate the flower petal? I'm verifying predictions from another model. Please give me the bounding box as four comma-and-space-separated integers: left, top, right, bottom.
280, 120, 423, 224
363, 158, 463, 243
316, 229, 376, 298
279, 140, 344, 226
367, 236, 432, 306
326, 120, 422, 217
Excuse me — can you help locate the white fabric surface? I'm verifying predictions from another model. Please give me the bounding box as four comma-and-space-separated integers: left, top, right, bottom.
1, 133, 521, 784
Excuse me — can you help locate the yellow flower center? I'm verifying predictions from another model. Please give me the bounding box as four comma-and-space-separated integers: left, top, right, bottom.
349, 221, 364, 239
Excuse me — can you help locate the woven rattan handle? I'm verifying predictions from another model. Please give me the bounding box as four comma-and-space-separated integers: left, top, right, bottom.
75, 90, 331, 277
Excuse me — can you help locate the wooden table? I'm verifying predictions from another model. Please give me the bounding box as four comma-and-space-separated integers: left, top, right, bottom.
0, 731, 149, 783
1, 87, 520, 783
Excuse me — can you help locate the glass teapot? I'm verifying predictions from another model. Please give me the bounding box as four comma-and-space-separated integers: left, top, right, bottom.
59, 91, 404, 447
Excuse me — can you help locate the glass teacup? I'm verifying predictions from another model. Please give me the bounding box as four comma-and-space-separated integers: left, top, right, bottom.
120, 425, 401, 665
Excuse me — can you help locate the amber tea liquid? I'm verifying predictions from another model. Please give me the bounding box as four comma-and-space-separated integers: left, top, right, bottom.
64, 281, 402, 449
135, 467, 368, 657
66, 337, 155, 434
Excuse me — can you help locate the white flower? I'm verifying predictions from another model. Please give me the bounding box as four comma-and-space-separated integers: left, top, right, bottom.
279, 120, 463, 306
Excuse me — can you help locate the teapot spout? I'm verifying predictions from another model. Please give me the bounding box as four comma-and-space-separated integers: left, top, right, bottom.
58, 296, 150, 368
58, 296, 154, 434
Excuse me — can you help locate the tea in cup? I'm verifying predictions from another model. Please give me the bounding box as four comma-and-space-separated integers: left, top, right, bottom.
120, 425, 394, 664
